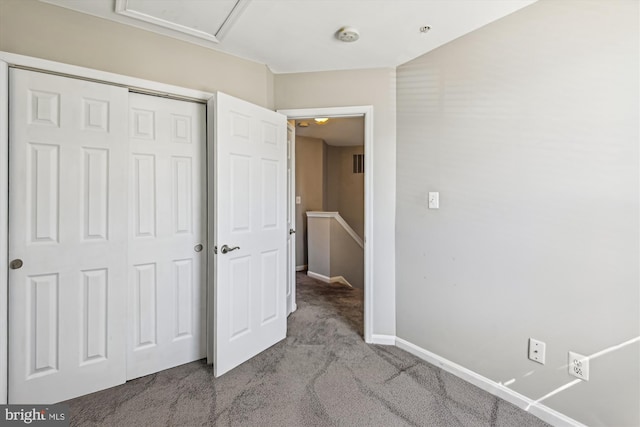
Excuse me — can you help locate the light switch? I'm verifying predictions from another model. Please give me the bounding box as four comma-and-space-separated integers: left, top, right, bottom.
295, 196, 301, 205
428, 192, 439, 209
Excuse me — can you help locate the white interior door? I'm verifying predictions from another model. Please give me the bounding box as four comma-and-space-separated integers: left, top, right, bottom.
8, 69, 129, 403
126, 93, 206, 380
214, 92, 287, 376
286, 121, 296, 315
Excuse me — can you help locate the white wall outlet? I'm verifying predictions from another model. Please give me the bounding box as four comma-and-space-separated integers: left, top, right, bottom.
428, 192, 439, 209
295, 196, 301, 205
568, 351, 589, 381
528, 338, 546, 364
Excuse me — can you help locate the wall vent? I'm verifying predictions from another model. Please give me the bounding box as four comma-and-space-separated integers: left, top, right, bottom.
353, 154, 364, 174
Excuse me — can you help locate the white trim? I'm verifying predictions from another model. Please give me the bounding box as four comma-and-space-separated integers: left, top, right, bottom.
0, 52, 214, 101
307, 271, 353, 288
0, 60, 8, 404
114, 0, 250, 43
277, 106, 374, 344
206, 95, 217, 365
115, 0, 220, 43
395, 337, 585, 427
295, 265, 307, 272
0, 51, 216, 402
307, 271, 331, 283
370, 335, 396, 346
306, 211, 364, 249
305, 211, 339, 217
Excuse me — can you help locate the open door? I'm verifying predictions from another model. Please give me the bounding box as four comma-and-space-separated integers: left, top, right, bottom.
214, 93, 287, 376
286, 121, 296, 315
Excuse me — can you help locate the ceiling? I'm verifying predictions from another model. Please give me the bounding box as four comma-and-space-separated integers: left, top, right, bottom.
295, 117, 364, 147
40, 0, 537, 74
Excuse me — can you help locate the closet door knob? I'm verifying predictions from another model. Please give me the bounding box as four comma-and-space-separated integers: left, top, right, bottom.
9, 259, 23, 270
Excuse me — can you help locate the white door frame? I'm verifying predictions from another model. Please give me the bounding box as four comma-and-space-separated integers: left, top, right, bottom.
0, 51, 216, 404
277, 106, 374, 344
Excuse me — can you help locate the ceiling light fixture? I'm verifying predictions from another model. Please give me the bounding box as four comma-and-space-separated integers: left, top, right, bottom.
314, 118, 329, 124
336, 26, 359, 42
298, 121, 309, 127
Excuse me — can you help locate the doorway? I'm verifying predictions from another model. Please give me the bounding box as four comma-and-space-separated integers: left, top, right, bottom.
278, 106, 374, 343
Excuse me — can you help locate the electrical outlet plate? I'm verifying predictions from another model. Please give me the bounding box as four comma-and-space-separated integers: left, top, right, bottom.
428, 192, 439, 209
528, 338, 546, 364
568, 351, 589, 381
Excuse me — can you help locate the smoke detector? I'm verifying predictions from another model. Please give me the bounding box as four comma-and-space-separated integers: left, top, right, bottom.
336, 27, 360, 42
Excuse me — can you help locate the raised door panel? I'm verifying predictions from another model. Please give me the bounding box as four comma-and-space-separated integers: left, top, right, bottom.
261, 160, 278, 230
229, 256, 251, 340
171, 114, 192, 144
133, 263, 157, 350
82, 148, 109, 241
172, 157, 193, 235
28, 143, 59, 244
28, 90, 60, 127
132, 154, 157, 239
81, 269, 108, 364
173, 259, 193, 340
27, 274, 59, 378
260, 251, 278, 325
230, 154, 251, 232
82, 98, 110, 132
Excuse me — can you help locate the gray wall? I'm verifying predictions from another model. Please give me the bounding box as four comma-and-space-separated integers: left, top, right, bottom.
306, 216, 330, 278
330, 220, 364, 289
395, 1, 639, 426
0, 0, 274, 108
306, 215, 364, 290
295, 136, 325, 267
276, 68, 397, 337
326, 145, 365, 239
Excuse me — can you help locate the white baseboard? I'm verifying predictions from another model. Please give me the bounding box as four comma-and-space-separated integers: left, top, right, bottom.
287, 303, 298, 317
369, 334, 396, 345
395, 337, 584, 427
295, 265, 307, 272
306, 271, 329, 282
307, 271, 353, 287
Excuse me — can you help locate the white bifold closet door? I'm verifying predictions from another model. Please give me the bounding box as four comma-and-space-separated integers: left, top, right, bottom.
8, 69, 129, 403
126, 93, 206, 380
8, 69, 206, 403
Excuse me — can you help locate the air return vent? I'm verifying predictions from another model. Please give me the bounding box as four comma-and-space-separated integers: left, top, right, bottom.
353, 154, 364, 174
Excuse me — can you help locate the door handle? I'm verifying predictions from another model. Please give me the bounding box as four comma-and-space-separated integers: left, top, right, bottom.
220, 245, 240, 254
9, 259, 23, 270
194, 244, 203, 252
289, 228, 296, 235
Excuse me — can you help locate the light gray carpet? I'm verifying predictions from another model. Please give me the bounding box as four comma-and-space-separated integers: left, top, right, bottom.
65, 273, 550, 427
